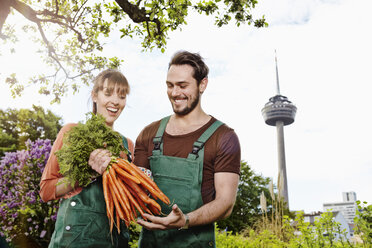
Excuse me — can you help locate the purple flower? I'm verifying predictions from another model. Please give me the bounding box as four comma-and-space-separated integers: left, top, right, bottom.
0, 139, 57, 243
40, 230, 46, 238
51, 213, 57, 221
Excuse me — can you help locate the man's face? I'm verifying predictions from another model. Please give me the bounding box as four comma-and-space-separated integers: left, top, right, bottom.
166, 64, 200, 116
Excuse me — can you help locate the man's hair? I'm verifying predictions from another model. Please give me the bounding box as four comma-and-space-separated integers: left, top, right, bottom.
168, 51, 209, 85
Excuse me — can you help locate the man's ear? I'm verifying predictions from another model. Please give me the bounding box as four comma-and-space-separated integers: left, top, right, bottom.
199, 77, 208, 94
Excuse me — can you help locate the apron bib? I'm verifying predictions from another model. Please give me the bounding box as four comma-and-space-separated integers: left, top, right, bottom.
49, 136, 131, 248
138, 116, 223, 248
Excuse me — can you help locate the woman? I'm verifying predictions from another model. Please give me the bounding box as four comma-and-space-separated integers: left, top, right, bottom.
40, 69, 133, 248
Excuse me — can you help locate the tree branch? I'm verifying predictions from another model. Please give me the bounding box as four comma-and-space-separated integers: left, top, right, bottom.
9, 0, 74, 83
0, 0, 11, 39
115, 0, 163, 36
39, 17, 85, 43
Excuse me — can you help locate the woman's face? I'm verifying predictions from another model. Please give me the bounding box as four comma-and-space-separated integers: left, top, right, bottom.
92, 79, 127, 128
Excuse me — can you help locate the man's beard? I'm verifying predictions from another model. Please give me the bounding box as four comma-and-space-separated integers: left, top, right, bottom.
173, 92, 200, 116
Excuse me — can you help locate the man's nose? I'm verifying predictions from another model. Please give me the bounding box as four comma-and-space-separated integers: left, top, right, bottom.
171, 86, 181, 97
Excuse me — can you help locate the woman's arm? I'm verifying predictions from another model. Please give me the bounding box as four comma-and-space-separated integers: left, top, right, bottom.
39, 123, 81, 202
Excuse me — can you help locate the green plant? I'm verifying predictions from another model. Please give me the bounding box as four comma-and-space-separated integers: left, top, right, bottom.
0, 139, 59, 247
128, 223, 141, 248
354, 201, 372, 246
217, 161, 271, 234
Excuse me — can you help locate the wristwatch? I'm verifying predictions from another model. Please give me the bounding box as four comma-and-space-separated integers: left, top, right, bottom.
179, 214, 189, 230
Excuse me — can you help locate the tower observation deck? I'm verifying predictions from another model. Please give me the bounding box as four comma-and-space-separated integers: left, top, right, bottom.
262, 95, 297, 126
261, 51, 297, 209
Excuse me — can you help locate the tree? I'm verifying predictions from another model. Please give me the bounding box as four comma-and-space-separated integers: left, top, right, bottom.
354, 201, 372, 245
0, 0, 266, 103
217, 161, 272, 234
0, 105, 62, 156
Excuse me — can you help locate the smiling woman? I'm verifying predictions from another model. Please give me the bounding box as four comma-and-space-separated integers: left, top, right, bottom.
91, 69, 130, 128
39, 69, 134, 248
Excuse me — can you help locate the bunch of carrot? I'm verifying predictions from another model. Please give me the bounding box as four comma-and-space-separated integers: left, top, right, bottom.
102, 157, 170, 233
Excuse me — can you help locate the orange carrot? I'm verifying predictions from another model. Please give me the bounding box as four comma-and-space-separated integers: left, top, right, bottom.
147, 202, 161, 215
117, 175, 146, 217
116, 209, 121, 234
117, 158, 170, 205
125, 178, 153, 204
124, 180, 152, 216
103, 171, 110, 218
112, 163, 141, 184
109, 192, 114, 233
119, 159, 159, 189
109, 167, 131, 212
130, 200, 137, 219
102, 171, 114, 232
117, 159, 170, 205
147, 198, 162, 213
137, 176, 169, 204
107, 172, 125, 220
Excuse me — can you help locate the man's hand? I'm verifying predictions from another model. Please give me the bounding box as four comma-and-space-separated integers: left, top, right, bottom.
88, 149, 112, 175
137, 204, 187, 230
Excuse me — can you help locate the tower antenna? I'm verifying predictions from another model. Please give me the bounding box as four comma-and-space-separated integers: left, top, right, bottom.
275, 50, 280, 95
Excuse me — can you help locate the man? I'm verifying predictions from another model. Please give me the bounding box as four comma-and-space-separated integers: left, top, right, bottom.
134, 51, 241, 247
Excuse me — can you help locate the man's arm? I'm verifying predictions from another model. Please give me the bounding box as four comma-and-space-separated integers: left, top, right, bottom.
137, 172, 239, 230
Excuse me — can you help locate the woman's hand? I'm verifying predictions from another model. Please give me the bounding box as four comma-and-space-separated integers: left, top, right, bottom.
88, 149, 112, 174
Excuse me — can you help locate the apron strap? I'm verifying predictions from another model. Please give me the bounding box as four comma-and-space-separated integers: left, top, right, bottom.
121, 135, 132, 162
187, 120, 224, 160
152, 116, 171, 155
151, 116, 223, 159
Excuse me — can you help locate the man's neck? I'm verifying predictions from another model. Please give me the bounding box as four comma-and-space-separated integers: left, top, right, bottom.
166, 109, 211, 136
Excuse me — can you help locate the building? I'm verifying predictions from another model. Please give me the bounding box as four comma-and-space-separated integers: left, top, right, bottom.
343, 192, 357, 202
302, 211, 352, 240
323, 191, 357, 224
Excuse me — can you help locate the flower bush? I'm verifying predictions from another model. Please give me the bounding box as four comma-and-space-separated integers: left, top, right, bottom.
0, 139, 59, 247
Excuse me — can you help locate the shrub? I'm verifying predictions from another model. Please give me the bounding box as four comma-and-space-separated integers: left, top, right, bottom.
354, 200, 372, 246
0, 139, 59, 247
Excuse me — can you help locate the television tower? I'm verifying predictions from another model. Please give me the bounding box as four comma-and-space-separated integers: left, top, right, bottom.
261, 51, 297, 208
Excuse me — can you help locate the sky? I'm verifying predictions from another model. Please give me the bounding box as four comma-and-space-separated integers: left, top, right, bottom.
1, 0, 371, 213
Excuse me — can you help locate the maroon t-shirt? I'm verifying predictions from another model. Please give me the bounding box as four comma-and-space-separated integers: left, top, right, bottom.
133, 116, 241, 204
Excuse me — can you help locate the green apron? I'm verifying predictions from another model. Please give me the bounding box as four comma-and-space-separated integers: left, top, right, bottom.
48, 136, 131, 248
138, 116, 223, 248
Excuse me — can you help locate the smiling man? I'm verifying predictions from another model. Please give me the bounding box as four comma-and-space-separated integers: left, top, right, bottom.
133, 51, 241, 248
